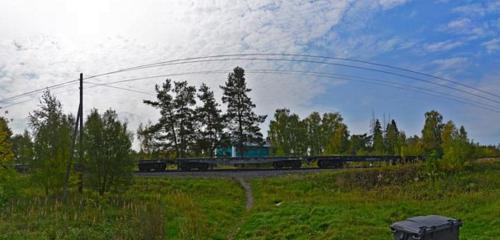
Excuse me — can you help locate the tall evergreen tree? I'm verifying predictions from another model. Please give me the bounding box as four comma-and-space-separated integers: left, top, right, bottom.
29, 90, 73, 196
385, 119, 400, 155
220, 67, 266, 156
144, 79, 197, 158
196, 84, 225, 157
372, 119, 384, 154
83, 109, 133, 195
173, 81, 197, 157
421, 110, 443, 158
144, 80, 177, 154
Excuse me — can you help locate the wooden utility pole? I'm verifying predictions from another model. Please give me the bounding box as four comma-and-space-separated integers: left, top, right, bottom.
78, 73, 84, 193
62, 73, 83, 201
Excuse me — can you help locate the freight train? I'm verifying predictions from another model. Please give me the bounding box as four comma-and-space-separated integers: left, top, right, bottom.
137, 155, 422, 172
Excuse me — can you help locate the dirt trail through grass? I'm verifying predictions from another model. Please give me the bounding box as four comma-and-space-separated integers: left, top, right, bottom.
235, 177, 254, 210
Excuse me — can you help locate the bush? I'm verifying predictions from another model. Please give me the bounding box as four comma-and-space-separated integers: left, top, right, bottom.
0, 169, 21, 209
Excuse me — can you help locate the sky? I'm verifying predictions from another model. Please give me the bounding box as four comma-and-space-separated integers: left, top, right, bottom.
0, 0, 499, 148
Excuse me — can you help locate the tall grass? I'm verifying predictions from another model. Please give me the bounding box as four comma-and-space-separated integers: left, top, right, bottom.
0, 177, 245, 239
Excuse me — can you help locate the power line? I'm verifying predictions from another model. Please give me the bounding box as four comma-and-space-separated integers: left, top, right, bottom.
84, 56, 500, 106
85, 53, 500, 100
80, 68, 500, 113
4, 54, 499, 107
2, 54, 499, 112
0, 79, 78, 103
84, 81, 150, 95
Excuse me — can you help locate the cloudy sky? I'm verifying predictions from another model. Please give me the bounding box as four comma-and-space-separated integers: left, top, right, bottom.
0, 0, 499, 147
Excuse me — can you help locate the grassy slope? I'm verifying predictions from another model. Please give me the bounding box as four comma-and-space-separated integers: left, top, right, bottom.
0, 177, 245, 240
1, 160, 499, 239
237, 161, 500, 240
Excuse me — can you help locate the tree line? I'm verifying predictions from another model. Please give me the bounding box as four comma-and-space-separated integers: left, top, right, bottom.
268, 108, 500, 167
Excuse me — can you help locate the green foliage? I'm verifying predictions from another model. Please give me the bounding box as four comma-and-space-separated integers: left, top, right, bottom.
11, 130, 33, 165
384, 120, 399, 155
0, 116, 21, 209
221, 67, 266, 156
372, 119, 384, 154
440, 121, 470, 168
422, 110, 444, 158
325, 122, 349, 154
195, 83, 225, 157
83, 109, 133, 195
348, 134, 371, 155
144, 79, 201, 158
304, 112, 322, 155
28, 90, 73, 196
268, 109, 307, 156
0, 116, 14, 167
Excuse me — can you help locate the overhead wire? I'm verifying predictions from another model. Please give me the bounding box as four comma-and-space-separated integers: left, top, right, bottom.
1, 54, 499, 113
84, 53, 500, 100
83, 56, 500, 106
77, 68, 500, 113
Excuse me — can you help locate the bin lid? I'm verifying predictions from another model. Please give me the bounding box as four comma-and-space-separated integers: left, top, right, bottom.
390, 215, 461, 235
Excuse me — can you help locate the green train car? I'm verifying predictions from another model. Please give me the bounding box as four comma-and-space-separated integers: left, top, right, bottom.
215, 144, 270, 158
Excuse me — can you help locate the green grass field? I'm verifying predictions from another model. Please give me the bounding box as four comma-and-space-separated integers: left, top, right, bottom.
238, 160, 500, 239
1, 159, 499, 239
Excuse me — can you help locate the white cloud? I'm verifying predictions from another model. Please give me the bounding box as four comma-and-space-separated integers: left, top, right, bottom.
482, 38, 500, 53
438, 18, 487, 39
378, 0, 409, 10
0, 0, 362, 149
452, 2, 500, 16
431, 57, 468, 72
424, 40, 464, 52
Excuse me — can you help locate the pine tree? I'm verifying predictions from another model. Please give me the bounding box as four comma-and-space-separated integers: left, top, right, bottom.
144, 79, 197, 158
385, 119, 399, 155
196, 84, 225, 157
372, 119, 384, 154
422, 110, 443, 159
144, 79, 177, 155
173, 81, 197, 157
220, 67, 266, 157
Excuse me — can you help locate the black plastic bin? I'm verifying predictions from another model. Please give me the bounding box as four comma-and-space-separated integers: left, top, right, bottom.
390, 215, 462, 240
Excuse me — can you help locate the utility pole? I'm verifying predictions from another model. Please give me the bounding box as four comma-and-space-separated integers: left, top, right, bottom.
62, 73, 83, 201
78, 73, 84, 193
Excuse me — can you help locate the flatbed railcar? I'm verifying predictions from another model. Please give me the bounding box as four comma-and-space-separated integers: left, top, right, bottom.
137, 155, 422, 172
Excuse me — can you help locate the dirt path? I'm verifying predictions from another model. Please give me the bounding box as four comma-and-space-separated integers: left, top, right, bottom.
235, 177, 253, 210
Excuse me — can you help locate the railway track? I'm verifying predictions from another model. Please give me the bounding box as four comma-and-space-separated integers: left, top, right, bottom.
135, 167, 336, 178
